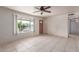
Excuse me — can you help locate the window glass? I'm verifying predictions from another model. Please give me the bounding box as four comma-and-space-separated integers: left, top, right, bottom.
16, 19, 34, 34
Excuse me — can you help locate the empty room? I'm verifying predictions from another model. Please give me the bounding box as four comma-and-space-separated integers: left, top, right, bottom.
0, 6, 79, 52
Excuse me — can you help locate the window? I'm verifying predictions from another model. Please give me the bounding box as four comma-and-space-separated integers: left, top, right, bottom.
15, 16, 34, 34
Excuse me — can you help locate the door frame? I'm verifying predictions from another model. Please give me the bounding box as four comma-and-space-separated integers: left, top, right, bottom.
39, 20, 43, 34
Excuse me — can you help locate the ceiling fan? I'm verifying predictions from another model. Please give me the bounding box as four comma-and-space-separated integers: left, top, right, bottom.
33, 6, 51, 15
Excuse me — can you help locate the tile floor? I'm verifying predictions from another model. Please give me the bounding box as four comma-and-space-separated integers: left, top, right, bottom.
0, 34, 79, 52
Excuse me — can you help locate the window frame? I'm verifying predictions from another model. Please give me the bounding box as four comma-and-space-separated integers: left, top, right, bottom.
13, 14, 35, 35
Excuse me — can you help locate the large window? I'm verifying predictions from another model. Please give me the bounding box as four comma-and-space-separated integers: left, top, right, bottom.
16, 17, 34, 34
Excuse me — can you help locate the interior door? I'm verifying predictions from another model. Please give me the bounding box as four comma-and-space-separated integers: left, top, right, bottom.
39, 20, 43, 34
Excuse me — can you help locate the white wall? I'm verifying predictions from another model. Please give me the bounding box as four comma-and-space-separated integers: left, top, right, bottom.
44, 14, 69, 38
0, 7, 41, 45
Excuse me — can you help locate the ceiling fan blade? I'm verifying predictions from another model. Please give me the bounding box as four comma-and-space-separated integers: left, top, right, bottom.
33, 11, 40, 13
35, 7, 40, 10
44, 10, 51, 13
45, 6, 51, 9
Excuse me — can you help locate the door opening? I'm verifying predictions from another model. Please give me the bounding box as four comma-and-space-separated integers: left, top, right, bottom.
39, 20, 43, 34
68, 13, 79, 37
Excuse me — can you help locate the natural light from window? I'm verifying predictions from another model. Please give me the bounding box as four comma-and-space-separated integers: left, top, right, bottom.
16, 19, 34, 34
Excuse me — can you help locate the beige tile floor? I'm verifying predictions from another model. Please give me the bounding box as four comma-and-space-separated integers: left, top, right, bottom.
0, 34, 79, 52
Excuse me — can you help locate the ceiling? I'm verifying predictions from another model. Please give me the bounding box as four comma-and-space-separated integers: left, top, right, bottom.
5, 6, 79, 17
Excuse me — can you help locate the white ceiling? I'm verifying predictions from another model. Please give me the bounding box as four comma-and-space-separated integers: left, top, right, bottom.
5, 6, 79, 17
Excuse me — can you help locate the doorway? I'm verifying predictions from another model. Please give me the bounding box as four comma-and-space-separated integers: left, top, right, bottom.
68, 13, 79, 36
39, 20, 43, 34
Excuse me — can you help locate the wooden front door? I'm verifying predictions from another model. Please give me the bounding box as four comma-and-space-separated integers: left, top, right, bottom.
39, 20, 43, 34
